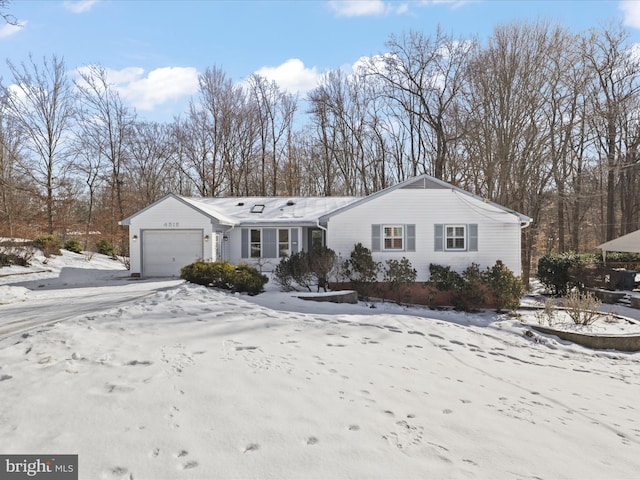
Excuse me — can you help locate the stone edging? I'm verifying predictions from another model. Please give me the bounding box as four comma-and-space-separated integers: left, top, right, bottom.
529, 324, 640, 352
296, 290, 358, 304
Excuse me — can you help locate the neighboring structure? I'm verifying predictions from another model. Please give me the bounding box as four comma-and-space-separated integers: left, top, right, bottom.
120, 174, 531, 279
598, 229, 640, 261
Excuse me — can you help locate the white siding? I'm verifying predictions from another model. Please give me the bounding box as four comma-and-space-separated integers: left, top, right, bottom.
326, 188, 523, 279
127, 196, 216, 276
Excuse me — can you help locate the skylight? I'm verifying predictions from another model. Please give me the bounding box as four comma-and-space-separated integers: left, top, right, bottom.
251, 204, 265, 213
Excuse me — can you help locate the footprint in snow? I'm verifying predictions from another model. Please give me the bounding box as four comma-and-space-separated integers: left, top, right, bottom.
306, 436, 319, 445
243, 443, 260, 453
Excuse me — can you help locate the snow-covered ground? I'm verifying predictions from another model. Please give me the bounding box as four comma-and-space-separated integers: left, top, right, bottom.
1, 251, 639, 479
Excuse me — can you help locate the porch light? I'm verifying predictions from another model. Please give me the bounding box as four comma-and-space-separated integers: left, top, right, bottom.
132, 235, 138, 241
204, 235, 210, 242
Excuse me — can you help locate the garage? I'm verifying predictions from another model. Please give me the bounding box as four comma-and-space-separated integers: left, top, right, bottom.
141, 229, 203, 277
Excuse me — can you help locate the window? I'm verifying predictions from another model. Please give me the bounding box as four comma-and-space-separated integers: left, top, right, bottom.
383, 225, 404, 250
242, 227, 300, 259
278, 229, 289, 257
250, 229, 261, 258
372, 224, 415, 252
446, 225, 466, 250
250, 204, 265, 213
434, 224, 477, 252
311, 229, 323, 250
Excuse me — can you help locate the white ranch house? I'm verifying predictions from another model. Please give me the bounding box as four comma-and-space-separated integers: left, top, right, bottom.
120, 174, 532, 279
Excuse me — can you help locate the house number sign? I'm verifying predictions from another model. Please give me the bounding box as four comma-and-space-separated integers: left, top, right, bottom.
163, 222, 180, 228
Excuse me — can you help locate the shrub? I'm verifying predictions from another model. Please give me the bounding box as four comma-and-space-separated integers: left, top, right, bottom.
181, 260, 268, 295
33, 234, 62, 257
486, 260, 524, 312
0, 245, 34, 267
309, 246, 338, 292
458, 263, 488, 311
273, 252, 313, 291
428, 264, 464, 291
429, 261, 524, 312
384, 257, 417, 303
63, 238, 83, 254
180, 260, 234, 287
343, 243, 380, 297
537, 252, 580, 296
95, 238, 116, 256
562, 290, 602, 326
232, 263, 269, 295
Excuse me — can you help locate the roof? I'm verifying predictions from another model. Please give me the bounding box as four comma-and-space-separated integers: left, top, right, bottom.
119, 193, 359, 227
319, 174, 533, 224
598, 229, 640, 254
183, 196, 359, 226
121, 174, 532, 228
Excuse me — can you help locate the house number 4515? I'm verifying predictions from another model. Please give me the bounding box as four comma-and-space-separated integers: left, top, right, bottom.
163, 222, 180, 228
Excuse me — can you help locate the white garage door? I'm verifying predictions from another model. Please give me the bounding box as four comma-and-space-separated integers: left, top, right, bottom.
142, 229, 203, 277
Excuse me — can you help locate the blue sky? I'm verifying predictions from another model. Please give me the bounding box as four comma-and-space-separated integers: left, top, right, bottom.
2, 0, 640, 122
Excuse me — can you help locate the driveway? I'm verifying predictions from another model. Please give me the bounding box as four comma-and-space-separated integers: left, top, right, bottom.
0, 268, 184, 339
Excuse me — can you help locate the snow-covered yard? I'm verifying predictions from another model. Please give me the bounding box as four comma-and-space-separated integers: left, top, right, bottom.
1, 252, 639, 479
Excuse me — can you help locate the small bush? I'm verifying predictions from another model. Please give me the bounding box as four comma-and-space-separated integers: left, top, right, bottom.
486, 260, 524, 311
384, 257, 417, 303
64, 238, 83, 254
344, 243, 381, 297
428, 264, 464, 291
273, 252, 313, 291
562, 290, 602, 326
33, 234, 62, 257
309, 246, 338, 292
232, 263, 269, 295
95, 238, 116, 256
429, 261, 524, 312
534, 298, 557, 326
181, 260, 268, 295
0, 245, 34, 267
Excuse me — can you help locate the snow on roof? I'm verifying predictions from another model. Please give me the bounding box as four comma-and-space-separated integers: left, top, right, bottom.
182, 196, 360, 226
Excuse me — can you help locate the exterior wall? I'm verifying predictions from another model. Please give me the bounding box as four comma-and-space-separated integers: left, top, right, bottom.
326, 188, 523, 280
127, 196, 217, 276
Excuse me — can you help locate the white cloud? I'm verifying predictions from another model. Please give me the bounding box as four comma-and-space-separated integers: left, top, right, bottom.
76, 66, 200, 111
63, 0, 99, 14
253, 59, 321, 95
328, 0, 388, 17
620, 0, 640, 29
0, 21, 25, 39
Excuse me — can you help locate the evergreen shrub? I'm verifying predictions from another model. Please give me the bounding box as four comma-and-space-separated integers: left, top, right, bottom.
33, 234, 62, 257
64, 238, 83, 254
181, 260, 268, 295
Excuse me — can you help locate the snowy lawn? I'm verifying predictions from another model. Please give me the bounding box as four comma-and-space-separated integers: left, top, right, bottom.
0, 252, 639, 479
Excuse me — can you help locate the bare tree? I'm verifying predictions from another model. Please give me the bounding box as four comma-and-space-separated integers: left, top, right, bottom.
4, 54, 75, 234
127, 121, 175, 207
362, 27, 473, 181
0, 0, 18, 26
460, 21, 566, 283
248, 74, 297, 195
582, 23, 640, 241
0, 94, 31, 237
75, 64, 135, 236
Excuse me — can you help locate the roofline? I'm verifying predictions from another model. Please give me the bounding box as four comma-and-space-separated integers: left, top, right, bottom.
319, 174, 532, 224
119, 193, 234, 226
